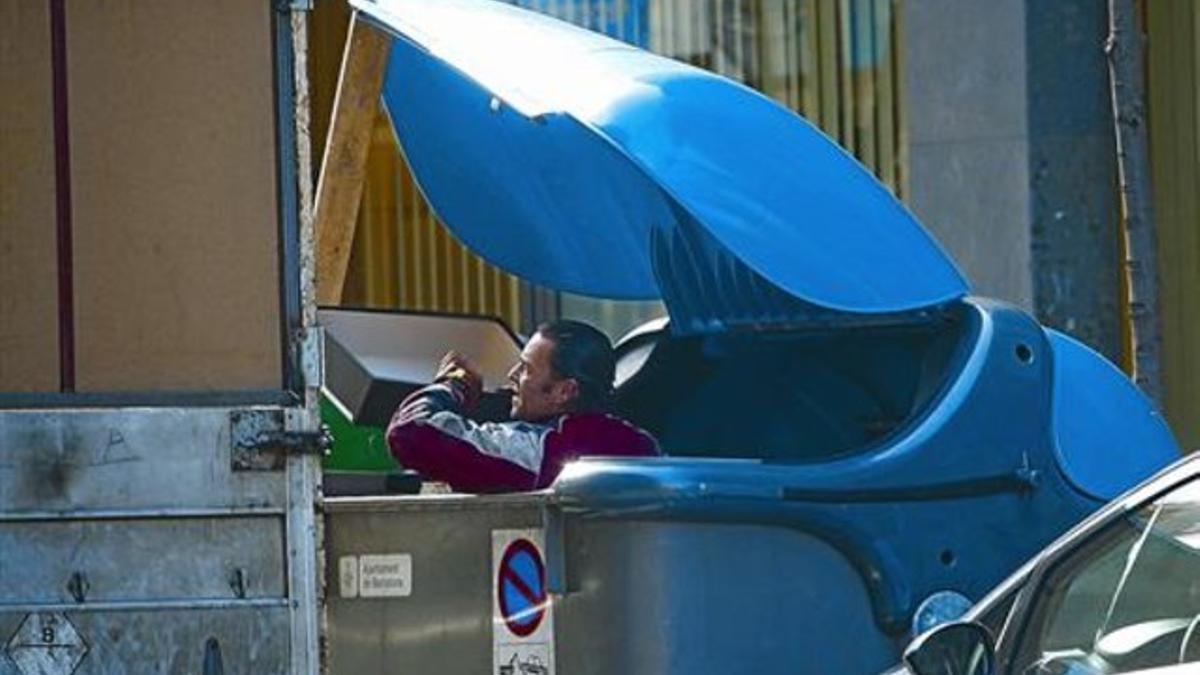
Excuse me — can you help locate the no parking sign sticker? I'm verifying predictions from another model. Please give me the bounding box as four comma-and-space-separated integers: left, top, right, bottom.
492, 529, 555, 675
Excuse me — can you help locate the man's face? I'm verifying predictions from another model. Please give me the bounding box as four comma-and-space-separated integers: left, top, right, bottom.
507, 333, 578, 422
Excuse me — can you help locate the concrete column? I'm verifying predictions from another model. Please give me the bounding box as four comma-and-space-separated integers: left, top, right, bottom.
1024, 0, 1122, 362
903, 0, 1122, 362
903, 0, 1033, 309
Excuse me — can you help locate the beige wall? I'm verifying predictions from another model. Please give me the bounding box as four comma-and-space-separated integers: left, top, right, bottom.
67, 0, 283, 392
0, 1, 60, 392
2, 0, 287, 395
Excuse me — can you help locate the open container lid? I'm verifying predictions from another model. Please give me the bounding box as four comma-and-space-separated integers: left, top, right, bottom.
354, 0, 969, 334
320, 308, 521, 425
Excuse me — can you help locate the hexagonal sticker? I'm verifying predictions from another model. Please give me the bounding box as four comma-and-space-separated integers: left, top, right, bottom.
5, 612, 88, 675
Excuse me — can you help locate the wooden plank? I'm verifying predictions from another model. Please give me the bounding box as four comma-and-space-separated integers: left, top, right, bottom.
314, 13, 391, 306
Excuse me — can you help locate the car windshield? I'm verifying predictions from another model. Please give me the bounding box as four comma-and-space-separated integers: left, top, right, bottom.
1015, 479, 1200, 674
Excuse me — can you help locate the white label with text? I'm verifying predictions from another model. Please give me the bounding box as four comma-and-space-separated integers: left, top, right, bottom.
358, 554, 412, 598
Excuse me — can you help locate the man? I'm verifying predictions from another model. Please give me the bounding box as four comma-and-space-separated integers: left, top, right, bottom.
386, 320, 659, 492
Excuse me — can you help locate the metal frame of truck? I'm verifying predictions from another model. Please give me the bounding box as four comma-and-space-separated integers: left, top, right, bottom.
1, 2, 323, 672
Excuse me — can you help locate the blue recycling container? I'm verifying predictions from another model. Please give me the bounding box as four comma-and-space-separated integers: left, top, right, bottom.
334, 2, 1181, 671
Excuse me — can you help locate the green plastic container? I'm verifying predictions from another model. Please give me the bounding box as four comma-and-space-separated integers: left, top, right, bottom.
321, 393, 395, 472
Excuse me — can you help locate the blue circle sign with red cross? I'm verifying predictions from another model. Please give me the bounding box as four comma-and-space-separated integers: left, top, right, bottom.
496, 538, 547, 637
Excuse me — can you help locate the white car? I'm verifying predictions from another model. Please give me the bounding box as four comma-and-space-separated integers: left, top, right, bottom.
895, 452, 1200, 675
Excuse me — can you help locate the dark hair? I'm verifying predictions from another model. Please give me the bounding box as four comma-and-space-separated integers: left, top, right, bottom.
536, 320, 615, 413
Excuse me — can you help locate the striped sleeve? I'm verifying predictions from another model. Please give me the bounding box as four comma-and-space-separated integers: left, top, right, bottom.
386, 384, 551, 492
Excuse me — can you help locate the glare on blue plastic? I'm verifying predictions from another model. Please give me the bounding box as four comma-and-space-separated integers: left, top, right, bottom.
356, 0, 969, 316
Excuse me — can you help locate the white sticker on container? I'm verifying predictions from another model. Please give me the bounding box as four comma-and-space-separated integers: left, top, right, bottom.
5, 612, 89, 675
358, 554, 413, 598
338, 556, 359, 599
496, 643, 552, 675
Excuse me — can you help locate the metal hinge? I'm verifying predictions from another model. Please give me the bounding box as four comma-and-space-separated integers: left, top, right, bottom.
231, 410, 331, 471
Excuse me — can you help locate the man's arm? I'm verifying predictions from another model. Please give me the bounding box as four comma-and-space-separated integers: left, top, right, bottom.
385, 355, 548, 492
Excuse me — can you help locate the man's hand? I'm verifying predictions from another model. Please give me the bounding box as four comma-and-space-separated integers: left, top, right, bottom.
433, 351, 483, 409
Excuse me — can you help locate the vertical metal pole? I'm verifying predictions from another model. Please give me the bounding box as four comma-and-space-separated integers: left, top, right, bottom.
277, 1, 305, 395
1106, 0, 1165, 406
277, 3, 323, 673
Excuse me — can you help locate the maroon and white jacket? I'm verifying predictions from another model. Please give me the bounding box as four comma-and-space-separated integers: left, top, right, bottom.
386, 382, 659, 493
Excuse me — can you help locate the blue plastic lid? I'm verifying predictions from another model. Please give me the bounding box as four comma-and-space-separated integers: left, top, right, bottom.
356, 0, 969, 328
1048, 330, 1178, 501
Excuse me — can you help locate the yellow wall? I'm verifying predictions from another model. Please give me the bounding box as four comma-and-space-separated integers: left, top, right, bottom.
643, 0, 903, 195
1148, 1, 1200, 451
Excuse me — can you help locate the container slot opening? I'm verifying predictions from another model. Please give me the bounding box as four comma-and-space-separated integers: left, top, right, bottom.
614, 307, 975, 462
